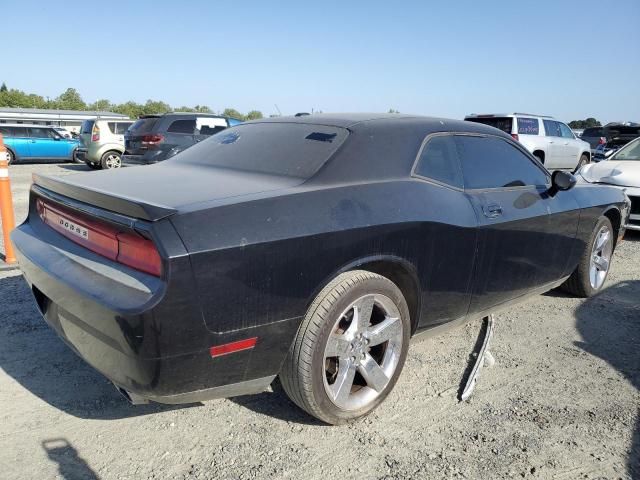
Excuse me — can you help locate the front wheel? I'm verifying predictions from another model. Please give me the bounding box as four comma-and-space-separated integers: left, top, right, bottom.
280, 270, 411, 425
573, 153, 589, 173
561, 216, 614, 297
4, 148, 14, 165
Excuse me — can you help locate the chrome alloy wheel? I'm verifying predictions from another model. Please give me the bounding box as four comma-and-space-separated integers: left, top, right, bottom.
105, 153, 122, 168
589, 224, 613, 290
322, 294, 403, 411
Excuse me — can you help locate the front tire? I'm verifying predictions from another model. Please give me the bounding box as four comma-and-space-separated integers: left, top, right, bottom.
561, 216, 614, 297
101, 151, 122, 169
573, 153, 589, 173
280, 270, 411, 425
84, 160, 101, 170
4, 148, 14, 165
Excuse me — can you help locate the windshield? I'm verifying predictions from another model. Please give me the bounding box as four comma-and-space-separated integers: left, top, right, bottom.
465, 117, 513, 134
612, 138, 640, 161
175, 122, 349, 179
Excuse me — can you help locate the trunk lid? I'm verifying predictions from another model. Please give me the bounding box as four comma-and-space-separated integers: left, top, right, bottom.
125, 116, 162, 154
33, 161, 300, 221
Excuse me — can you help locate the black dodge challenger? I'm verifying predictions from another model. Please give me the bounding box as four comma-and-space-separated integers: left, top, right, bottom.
11, 114, 631, 424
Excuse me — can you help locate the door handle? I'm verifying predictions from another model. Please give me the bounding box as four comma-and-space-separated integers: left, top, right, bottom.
482, 203, 503, 218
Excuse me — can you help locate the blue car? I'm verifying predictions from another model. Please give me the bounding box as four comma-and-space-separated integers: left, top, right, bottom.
0, 124, 79, 164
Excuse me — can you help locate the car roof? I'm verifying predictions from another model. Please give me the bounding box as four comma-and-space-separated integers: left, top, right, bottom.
139, 112, 233, 119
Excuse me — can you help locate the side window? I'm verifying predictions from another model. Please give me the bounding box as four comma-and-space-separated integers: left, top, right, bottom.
559, 123, 574, 139
167, 119, 196, 134
517, 118, 539, 135
29, 127, 56, 139
543, 120, 561, 137
456, 135, 549, 189
115, 122, 132, 134
107, 122, 117, 134
11, 127, 27, 137
196, 117, 227, 136
413, 135, 463, 188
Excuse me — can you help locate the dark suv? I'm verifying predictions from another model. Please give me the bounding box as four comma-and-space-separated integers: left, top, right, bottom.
122, 113, 242, 166
581, 123, 640, 153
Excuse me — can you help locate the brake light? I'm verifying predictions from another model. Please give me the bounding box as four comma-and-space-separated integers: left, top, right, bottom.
91, 124, 100, 142
36, 198, 162, 276
598, 137, 606, 145
141, 134, 164, 146
511, 133, 519, 141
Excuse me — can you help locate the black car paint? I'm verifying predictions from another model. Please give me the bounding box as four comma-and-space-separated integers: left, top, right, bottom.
11, 114, 628, 404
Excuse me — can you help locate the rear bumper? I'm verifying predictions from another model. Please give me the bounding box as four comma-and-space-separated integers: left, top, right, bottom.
625, 188, 640, 231
10, 216, 293, 404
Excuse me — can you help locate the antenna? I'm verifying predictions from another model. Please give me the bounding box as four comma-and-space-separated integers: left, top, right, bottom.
274, 104, 282, 116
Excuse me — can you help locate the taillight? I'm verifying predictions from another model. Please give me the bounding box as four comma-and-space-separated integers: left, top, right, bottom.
91, 124, 100, 142
141, 134, 164, 148
36, 198, 162, 276
598, 137, 606, 145
511, 133, 519, 141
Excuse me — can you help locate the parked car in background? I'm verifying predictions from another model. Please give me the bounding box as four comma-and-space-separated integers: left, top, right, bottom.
465, 113, 591, 171
76, 118, 134, 169
0, 124, 79, 164
579, 136, 640, 231
122, 113, 242, 167
53, 127, 73, 139
11, 114, 629, 425
581, 123, 640, 156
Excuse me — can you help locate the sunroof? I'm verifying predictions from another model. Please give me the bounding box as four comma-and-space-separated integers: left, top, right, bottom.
306, 132, 337, 143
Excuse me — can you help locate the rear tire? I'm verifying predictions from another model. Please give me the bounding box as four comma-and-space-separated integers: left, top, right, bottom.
573, 154, 589, 173
561, 216, 614, 297
101, 150, 122, 169
280, 270, 411, 425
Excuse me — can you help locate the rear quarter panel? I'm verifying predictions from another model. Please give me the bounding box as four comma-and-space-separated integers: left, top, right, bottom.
170, 180, 479, 336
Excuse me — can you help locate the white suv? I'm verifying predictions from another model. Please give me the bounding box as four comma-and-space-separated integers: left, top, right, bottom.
465, 113, 591, 171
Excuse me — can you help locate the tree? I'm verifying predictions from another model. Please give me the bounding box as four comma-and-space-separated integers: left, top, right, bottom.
0, 82, 7, 92
223, 108, 244, 121
88, 99, 113, 112
245, 110, 263, 120
56, 88, 86, 110
194, 105, 212, 113
568, 118, 601, 129
142, 99, 172, 115
388, 108, 400, 114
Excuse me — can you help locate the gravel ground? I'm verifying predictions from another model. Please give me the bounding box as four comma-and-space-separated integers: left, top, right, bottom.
0, 163, 638, 480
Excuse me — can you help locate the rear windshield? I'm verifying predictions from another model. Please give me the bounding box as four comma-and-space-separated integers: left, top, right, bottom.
582, 127, 603, 137
80, 120, 94, 134
176, 122, 349, 179
465, 117, 513, 134
128, 117, 160, 134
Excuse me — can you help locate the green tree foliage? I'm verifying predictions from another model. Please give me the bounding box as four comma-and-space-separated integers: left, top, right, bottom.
0, 86, 263, 120
56, 88, 86, 110
388, 108, 400, 114
245, 110, 263, 120
568, 118, 601, 129
222, 108, 244, 121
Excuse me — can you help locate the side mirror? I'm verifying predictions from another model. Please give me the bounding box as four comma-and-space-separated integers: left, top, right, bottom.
549, 170, 576, 196
604, 149, 615, 159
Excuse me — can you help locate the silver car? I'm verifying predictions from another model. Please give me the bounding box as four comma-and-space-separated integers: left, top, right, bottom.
578, 137, 640, 231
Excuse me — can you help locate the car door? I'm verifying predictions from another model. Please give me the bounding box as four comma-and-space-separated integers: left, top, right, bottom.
542, 120, 567, 169
1, 126, 31, 159
455, 134, 554, 316
28, 127, 67, 161
558, 122, 582, 169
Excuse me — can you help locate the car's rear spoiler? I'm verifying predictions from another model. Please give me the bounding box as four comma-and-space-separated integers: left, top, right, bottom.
32, 173, 178, 222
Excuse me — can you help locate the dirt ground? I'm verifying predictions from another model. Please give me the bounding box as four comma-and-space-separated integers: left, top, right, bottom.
0, 163, 638, 480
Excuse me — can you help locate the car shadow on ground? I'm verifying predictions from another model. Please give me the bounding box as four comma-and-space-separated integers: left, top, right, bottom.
574, 280, 640, 478
56, 164, 92, 172
229, 379, 327, 426
0, 274, 200, 420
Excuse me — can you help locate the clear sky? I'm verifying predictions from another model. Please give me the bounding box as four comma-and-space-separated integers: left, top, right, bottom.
4, 0, 639, 123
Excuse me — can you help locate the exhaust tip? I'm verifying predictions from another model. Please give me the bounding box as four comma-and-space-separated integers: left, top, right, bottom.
115, 385, 149, 405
